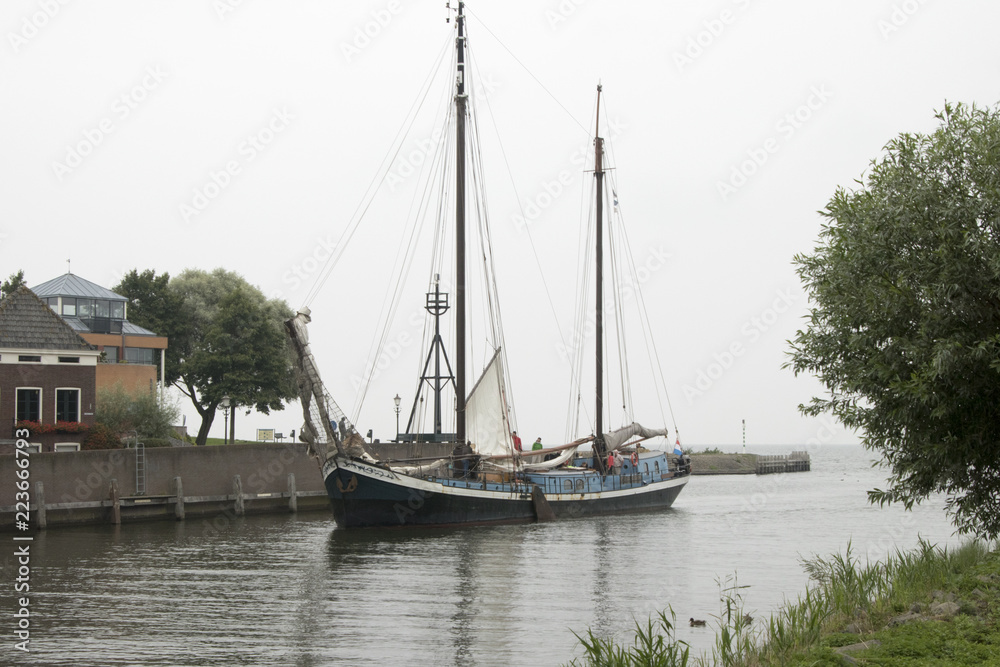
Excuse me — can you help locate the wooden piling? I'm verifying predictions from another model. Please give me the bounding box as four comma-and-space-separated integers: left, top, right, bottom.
287, 473, 297, 513
173, 476, 185, 520
109, 479, 121, 525
233, 475, 245, 516
35, 481, 47, 529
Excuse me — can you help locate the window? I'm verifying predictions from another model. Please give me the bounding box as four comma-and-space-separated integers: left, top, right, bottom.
56, 389, 80, 422
96, 299, 110, 318
54, 443, 81, 452
62, 298, 77, 316
46, 297, 59, 311
102, 347, 118, 363
58, 356, 80, 363
77, 299, 93, 318
125, 347, 155, 365
18, 355, 41, 362
111, 301, 125, 319
16, 388, 41, 422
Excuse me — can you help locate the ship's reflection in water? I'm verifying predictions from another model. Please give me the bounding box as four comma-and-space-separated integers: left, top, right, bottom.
23, 446, 960, 666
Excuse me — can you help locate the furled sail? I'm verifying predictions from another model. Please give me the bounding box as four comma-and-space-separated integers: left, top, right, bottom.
604, 422, 669, 451
521, 446, 579, 471
285, 308, 372, 463
465, 348, 513, 458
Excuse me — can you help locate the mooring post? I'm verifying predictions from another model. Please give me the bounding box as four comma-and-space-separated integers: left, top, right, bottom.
173, 476, 185, 520
233, 475, 245, 516
109, 479, 121, 525
35, 481, 47, 529
287, 472, 297, 513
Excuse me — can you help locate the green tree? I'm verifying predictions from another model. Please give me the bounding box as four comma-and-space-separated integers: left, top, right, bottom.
1, 269, 26, 299
787, 103, 1000, 539
166, 268, 296, 446
113, 269, 187, 383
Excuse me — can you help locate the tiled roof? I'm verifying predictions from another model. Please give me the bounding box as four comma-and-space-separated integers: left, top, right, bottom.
31, 273, 125, 301
0, 287, 96, 351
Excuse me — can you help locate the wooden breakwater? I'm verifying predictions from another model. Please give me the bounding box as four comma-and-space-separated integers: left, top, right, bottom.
690, 451, 810, 476
756, 451, 811, 474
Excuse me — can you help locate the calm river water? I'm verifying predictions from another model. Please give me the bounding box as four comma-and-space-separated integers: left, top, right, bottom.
10, 445, 961, 666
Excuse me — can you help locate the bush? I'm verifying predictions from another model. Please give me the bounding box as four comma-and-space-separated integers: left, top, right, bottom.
96, 383, 180, 439
82, 423, 123, 450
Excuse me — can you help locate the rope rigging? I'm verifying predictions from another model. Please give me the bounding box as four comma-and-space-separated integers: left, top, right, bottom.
352, 47, 457, 425
295, 8, 680, 450
302, 35, 452, 311
562, 91, 682, 445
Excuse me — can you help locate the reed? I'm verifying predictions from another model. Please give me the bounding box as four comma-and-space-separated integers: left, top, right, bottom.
566, 610, 691, 667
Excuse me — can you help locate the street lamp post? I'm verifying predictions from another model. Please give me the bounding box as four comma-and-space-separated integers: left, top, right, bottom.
393, 394, 401, 441
220, 395, 231, 445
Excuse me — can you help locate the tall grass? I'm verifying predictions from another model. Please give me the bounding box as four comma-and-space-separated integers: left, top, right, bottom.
800, 538, 992, 633
566, 539, 993, 667
566, 610, 690, 666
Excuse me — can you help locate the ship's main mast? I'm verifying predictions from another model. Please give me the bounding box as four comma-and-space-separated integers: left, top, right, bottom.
454, 1, 468, 446
594, 84, 607, 470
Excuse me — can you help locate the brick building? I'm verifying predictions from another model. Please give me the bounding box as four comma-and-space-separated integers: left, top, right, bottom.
0, 286, 101, 452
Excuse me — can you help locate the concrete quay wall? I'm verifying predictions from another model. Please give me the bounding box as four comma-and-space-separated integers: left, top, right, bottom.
1, 443, 330, 530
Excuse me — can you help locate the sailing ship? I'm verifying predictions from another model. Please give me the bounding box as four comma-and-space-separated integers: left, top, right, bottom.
285, 2, 690, 528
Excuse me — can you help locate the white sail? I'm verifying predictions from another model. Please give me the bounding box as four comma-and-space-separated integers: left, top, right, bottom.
465, 348, 513, 458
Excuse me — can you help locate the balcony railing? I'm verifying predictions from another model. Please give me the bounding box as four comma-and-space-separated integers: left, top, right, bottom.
81, 317, 123, 334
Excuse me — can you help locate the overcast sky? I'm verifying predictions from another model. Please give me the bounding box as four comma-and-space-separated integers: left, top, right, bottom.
4, 0, 998, 448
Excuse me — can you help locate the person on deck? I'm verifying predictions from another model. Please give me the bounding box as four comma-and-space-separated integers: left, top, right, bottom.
613, 450, 624, 476
532, 438, 543, 451
513, 431, 522, 452
606, 451, 615, 474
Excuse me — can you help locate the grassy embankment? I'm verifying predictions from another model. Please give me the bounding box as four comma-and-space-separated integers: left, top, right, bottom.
566, 539, 1000, 666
